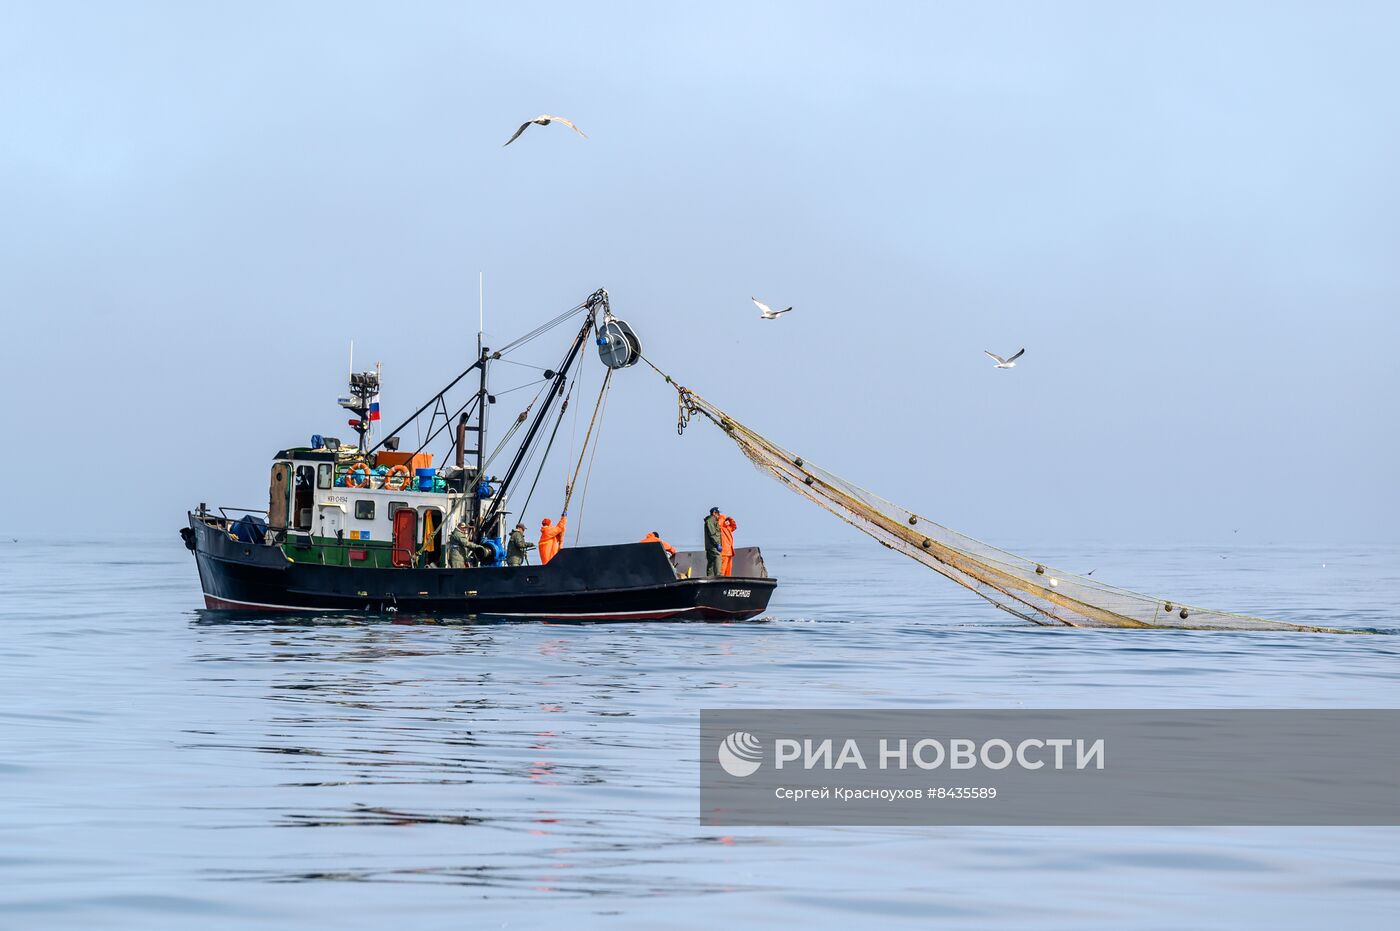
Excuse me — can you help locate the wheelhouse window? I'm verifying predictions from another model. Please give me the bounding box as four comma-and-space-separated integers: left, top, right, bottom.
355, 500, 375, 520
317, 463, 333, 489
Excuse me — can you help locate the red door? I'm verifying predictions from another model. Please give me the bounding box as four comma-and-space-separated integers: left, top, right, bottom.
392, 509, 418, 568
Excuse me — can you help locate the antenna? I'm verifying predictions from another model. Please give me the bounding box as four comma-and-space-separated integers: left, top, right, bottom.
349, 339, 354, 379
373, 361, 382, 445
478, 271, 484, 355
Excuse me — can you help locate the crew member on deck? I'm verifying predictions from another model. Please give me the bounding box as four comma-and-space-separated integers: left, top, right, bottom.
703, 507, 723, 577
640, 530, 677, 557
718, 512, 738, 576
539, 512, 567, 565
507, 522, 535, 566
447, 521, 473, 569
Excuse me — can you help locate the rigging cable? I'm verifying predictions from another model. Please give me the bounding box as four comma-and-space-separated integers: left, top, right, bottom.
518, 377, 577, 519
495, 301, 588, 355
481, 380, 552, 472
412, 393, 480, 461
562, 368, 614, 516
492, 377, 550, 398
492, 357, 553, 373
566, 343, 587, 477
570, 370, 613, 544
479, 310, 599, 536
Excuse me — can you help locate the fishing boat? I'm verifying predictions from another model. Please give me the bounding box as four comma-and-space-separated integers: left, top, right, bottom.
180, 289, 776, 619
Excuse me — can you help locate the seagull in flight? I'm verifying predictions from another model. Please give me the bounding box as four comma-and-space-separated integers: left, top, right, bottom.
503, 114, 588, 147
752, 297, 793, 320
984, 348, 1025, 369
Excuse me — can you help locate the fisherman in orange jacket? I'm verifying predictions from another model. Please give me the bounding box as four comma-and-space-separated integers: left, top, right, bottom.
539, 512, 567, 565
640, 531, 677, 557
718, 513, 737, 576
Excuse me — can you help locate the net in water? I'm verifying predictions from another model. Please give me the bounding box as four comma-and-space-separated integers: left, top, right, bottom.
668, 383, 1343, 632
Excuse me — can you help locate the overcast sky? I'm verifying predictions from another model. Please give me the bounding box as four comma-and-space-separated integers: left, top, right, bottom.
4, 1, 1397, 548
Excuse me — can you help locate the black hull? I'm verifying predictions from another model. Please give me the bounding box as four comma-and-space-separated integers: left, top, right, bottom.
187, 515, 775, 620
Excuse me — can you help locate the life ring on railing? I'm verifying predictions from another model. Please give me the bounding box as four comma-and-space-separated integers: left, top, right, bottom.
346, 461, 372, 488
383, 464, 411, 491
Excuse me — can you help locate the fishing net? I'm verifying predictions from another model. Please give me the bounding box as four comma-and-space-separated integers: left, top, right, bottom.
666, 382, 1346, 632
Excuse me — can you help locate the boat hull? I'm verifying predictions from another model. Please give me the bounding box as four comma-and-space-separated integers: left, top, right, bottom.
187, 515, 776, 620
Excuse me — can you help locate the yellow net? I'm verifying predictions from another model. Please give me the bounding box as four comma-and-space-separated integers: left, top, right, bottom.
666, 381, 1349, 633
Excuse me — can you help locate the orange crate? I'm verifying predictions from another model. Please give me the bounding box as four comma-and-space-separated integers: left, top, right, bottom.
375, 451, 434, 471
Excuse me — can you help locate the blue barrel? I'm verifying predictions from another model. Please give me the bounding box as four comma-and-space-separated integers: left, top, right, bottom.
416, 468, 436, 491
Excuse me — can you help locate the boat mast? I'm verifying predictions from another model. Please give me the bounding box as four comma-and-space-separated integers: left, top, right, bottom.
339, 357, 378, 453
472, 343, 490, 535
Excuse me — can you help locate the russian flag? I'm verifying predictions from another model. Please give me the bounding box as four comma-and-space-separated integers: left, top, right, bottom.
369, 394, 380, 421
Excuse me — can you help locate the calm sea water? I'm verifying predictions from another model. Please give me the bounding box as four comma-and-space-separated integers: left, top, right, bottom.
2, 537, 1397, 929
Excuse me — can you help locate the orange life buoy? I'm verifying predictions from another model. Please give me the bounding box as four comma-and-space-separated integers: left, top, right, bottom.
383, 464, 411, 491
346, 461, 372, 488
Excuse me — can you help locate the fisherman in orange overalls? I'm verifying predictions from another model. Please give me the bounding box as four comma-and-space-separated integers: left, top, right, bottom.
718, 512, 738, 576
539, 512, 567, 565
640, 531, 677, 557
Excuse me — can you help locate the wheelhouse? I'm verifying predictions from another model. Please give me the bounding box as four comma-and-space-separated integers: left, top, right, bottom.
260, 445, 507, 569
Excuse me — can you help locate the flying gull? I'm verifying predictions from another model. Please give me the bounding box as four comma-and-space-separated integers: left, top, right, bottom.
752, 297, 793, 320
984, 348, 1025, 369
503, 114, 588, 147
